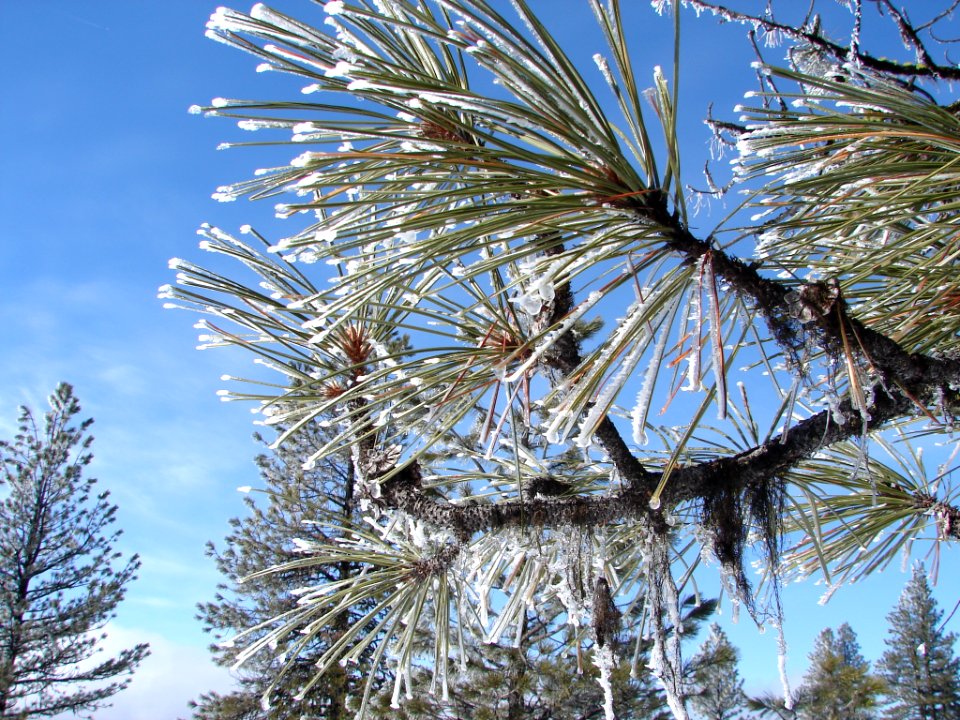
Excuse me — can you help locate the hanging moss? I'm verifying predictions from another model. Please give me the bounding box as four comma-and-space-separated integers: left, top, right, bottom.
700, 483, 752, 607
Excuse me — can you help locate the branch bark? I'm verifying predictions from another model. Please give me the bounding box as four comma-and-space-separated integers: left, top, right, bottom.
373, 191, 960, 541
681, 1, 960, 81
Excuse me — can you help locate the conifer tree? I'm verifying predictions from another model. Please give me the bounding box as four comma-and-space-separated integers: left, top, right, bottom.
745, 692, 798, 720
191, 420, 385, 719
0, 383, 148, 719
687, 623, 746, 720
748, 623, 883, 720
797, 623, 884, 720
365, 596, 717, 720
878, 564, 960, 720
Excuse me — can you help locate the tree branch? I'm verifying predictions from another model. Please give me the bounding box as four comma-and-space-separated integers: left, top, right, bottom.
682, 0, 960, 81
374, 192, 960, 541
379, 372, 960, 540
533, 236, 656, 488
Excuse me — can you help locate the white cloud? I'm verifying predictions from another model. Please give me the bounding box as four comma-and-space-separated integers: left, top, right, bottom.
70, 624, 235, 720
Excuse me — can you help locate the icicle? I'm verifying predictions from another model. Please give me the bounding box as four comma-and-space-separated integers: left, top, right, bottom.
486, 598, 518, 645
505, 290, 603, 384
403, 662, 413, 702
645, 533, 690, 720
576, 296, 679, 447
682, 282, 703, 393
777, 622, 793, 709
512, 613, 524, 647
592, 52, 620, 102
631, 323, 670, 445
390, 661, 404, 709
441, 657, 450, 701
702, 252, 727, 419
593, 645, 618, 720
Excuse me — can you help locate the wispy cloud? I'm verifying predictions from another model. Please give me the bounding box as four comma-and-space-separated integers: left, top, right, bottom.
80, 624, 234, 720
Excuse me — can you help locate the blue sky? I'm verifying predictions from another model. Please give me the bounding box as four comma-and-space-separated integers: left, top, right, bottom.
2, 1, 959, 718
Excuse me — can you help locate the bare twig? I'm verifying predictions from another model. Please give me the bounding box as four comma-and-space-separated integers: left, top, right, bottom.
877, 0, 935, 68
683, 0, 960, 80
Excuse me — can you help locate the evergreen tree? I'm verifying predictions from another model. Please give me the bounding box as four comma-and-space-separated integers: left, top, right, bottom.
796, 623, 884, 720
366, 596, 717, 720
748, 624, 883, 720
191, 420, 385, 719
0, 383, 149, 719
878, 564, 960, 720
687, 623, 746, 720
745, 692, 798, 720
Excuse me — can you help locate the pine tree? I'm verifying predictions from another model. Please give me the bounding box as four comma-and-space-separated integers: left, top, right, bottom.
748, 624, 883, 720
366, 596, 717, 720
687, 623, 746, 720
796, 623, 884, 720
166, 2, 960, 718
878, 564, 960, 720
191, 420, 386, 719
745, 692, 799, 720
0, 383, 149, 719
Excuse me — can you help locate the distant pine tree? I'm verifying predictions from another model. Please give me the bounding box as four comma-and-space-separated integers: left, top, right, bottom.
370, 614, 666, 720
0, 383, 149, 718
364, 596, 718, 720
750, 623, 883, 720
878, 564, 960, 720
687, 623, 747, 720
799, 623, 884, 720
191, 420, 386, 719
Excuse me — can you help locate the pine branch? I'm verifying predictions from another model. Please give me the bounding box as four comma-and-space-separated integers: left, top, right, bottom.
377, 377, 960, 540
528, 236, 656, 488
374, 191, 960, 538
682, 1, 960, 81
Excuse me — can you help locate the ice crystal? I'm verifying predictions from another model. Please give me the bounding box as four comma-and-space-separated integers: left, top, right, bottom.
325, 60, 356, 78
508, 290, 602, 387
206, 6, 250, 35
632, 324, 669, 445
593, 52, 617, 96
644, 532, 690, 720
593, 645, 618, 720
681, 287, 703, 392
212, 185, 239, 203
510, 273, 555, 314
701, 253, 727, 419
651, 0, 670, 14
